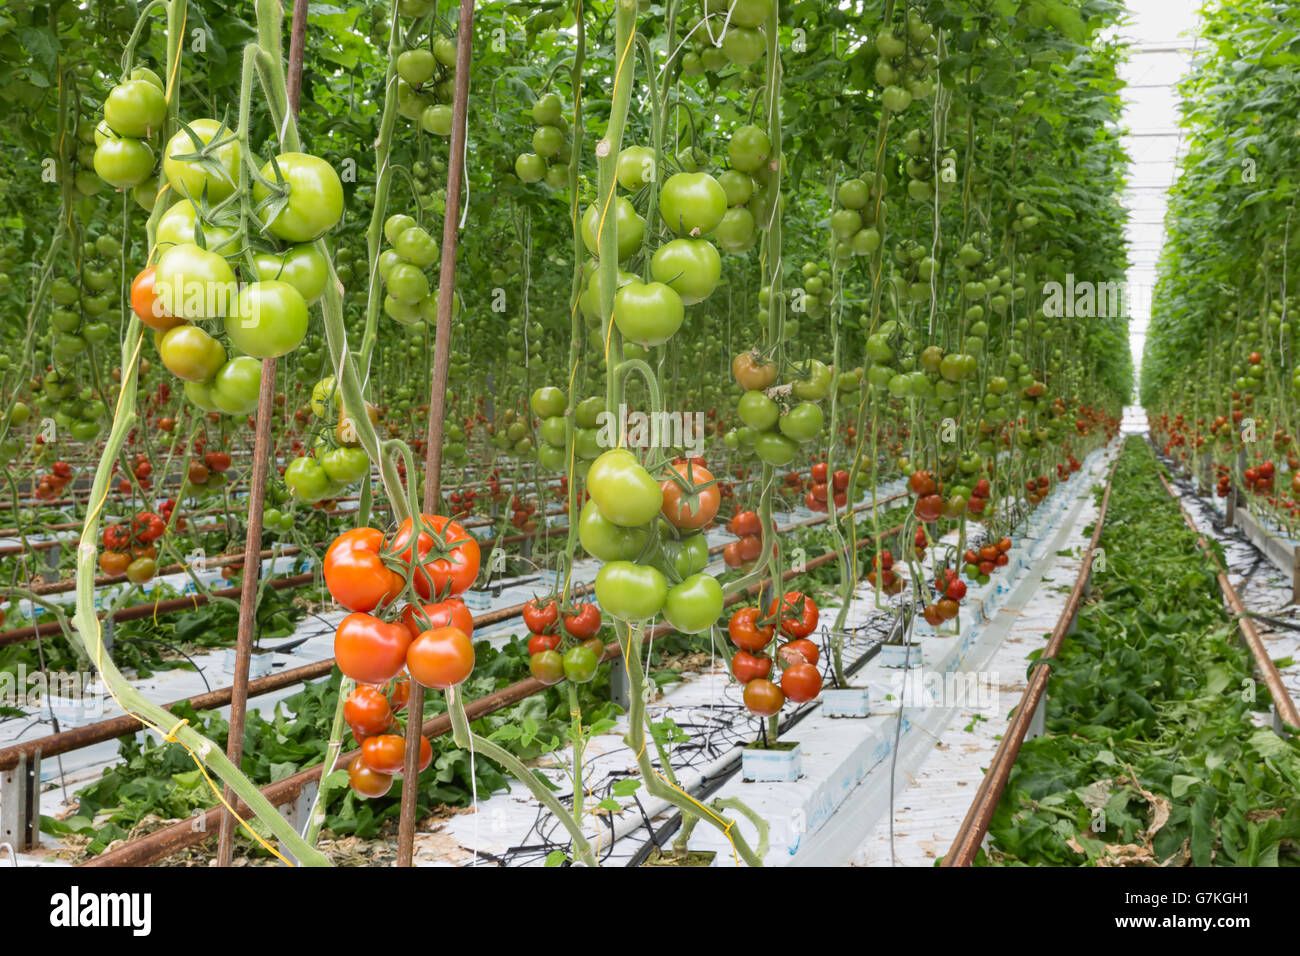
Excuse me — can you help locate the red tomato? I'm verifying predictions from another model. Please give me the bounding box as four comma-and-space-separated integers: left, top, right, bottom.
562, 602, 602, 639
779, 638, 819, 666
389, 513, 481, 598
781, 662, 822, 703
522, 597, 559, 634
324, 527, 405, 612
743, 678, 785, 716
406, 626, 475, 689
528, 632, 562, 655
731, 650, 772, 683
348, 753, 393, 798
204, 451, 232, 472
400, 597, 474, 639
661, 460, 721, 530
766, 591, 818, 638
334, 612, 412, 684
728, 606, 774, 652
344, 685, 394, 736
729, 509, 761, 537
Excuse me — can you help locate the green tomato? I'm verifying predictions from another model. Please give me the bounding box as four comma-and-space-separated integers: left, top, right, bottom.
184, 380, 221, 411
155, 200, 239, 254
837, 178, 870, 209
386, 262, 430, 304
154, 242, 238, 320
562, 645, 600, 684
253, 152, 344, 242
537, 444, 567, 471
663, 532, 709, 578
104, 80, 166, 138
574, 427, 603, 459
93, 136, 155, 189
577, 499, 648, 561
663, 573, 724, 634
421, 104, 453, 136
396, 49, 436, 84
714, 207, 757, 255
254, 244, 329, 303
158, 324, 226, 383
613, 280, 684, 346
738, 390, 779, 430
727, 125, 771, 173
514, 153, 546, 183
70, 421, 101, 442
581, 197, 646, 261
659, 172, 727, 237
320, 446, 370, 484
310, 376, 341, 415
616, 145, 656, 190
210, 356, 262, 415
285, 456, 332, 502
717, 169, 755, 207
791, 359, 833, 400
540, 415, 567, 447
575, 396, 605, 429
649, 238, 721, 305
393, 226, 439, 267
163, 118, 240, 203
530, 386, 566, 418
586, 448, 662, 527
225, 280, 309, 358
384, 214, 416, 245
533, 93, 564, 126
595, 560, 668, 622
754, 431, 798, 466
778, 401, 824, 442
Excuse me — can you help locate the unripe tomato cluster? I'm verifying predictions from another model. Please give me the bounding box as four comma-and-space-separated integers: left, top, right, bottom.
395, 34, 460, 138
528, 386, 605, 476
727, 591, 822, 716
874, 12, 939, 113
515, 93, 572, 190
726, 353, 835, 466
679, 0, 774, 78
282, 377, 375, 504
93, 67, 166, 193
582, 449, 724, 633
379, 212, 459, 327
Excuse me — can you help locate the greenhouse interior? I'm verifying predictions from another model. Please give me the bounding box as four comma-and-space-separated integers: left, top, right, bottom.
0, 0, 1298, 915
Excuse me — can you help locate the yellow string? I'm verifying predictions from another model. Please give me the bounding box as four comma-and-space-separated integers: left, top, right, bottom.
85, 334, 295, 866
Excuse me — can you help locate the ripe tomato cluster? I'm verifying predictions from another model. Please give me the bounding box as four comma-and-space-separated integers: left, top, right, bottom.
962, 536, 1012, 584
727, 591, 822, 716
326, 516, 481, 743
803, 461, 849, 513
866, 548, 904, 595
343, 676, 433, 799
524, 597, 606, 686
921, 567, 967, 626
99, 509, 166, 582
34, 459, 74, 501
721, 508, 775, 569
1244, 460, 1275, 495
1024, 474, 1051, 505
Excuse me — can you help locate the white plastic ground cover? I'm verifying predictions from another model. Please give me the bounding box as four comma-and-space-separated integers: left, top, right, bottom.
847, 451, 1114, 866
403, 447, 1117, 866
7, 479, 906, 861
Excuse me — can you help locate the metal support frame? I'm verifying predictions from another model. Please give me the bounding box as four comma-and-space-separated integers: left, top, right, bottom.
0, 749, 41, 851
